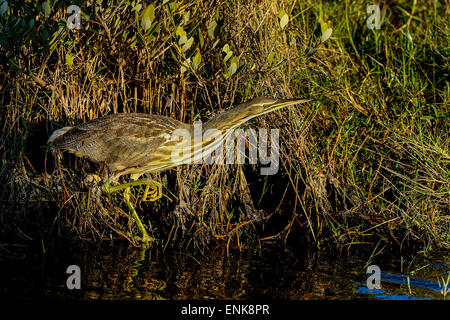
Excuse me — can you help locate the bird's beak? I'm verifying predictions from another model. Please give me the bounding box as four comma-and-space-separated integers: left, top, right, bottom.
275, 98, 312, 106
262, 98, 311, 113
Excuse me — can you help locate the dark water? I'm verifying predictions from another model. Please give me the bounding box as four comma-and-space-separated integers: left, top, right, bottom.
1, 240, 448, 300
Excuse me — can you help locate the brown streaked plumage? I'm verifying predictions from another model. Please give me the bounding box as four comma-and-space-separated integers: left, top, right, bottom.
50, 97, 310, 179
50, 113, 190, 178
49, 97, 310, 245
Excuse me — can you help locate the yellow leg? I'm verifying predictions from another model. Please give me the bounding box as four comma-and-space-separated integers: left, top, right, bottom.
142, 182, 162, 202
101, 178, 160, 246
122, 187, 154, 246
102, 178, 162, 202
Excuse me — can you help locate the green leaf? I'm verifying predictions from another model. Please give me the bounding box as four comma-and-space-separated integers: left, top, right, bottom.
180, 58, 190, 73
141, 16, 151, 31
268, 52, 274, 67
320, 20, 328, 34
0, 1, 8, 15
141, 4, 154, 30
142, 4, 155, 21
179, 34, 187, 45
321, 28, 332, 43
167, 1, 177, 12
222, 44, 233, 62
279, 12, 289, 30
65, 53, 74, 69
41, 1, 51, 17
176, 26, 186, 37
227, 56, 238, 77
130, 34, 137, 49
192, 51, 201, 70
208, 20, 217, 40
183, 11, 190, 24
132, 4, 142, 12
198, 29, 204, 48
181, 37, 193, 53
211, 39, 219, 50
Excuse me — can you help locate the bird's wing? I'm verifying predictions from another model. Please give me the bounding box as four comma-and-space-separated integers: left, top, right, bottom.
51, 113, 188, 171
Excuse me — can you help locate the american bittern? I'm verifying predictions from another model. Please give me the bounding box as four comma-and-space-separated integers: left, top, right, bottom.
49, 97, 310, 245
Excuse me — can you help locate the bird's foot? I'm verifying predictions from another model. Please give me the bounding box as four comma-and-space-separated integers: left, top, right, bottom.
101, 178, 113, 194
141, 182, 162, 202
133, 233, 157, 248
102, 178, 163, 202
122, 187, 157, 248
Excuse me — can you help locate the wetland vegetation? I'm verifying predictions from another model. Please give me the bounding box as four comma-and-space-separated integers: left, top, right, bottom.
0, 0, 448, 286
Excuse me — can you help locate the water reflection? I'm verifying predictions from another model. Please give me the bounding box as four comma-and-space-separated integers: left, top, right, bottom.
0, 241, 448, 300
358, 270, 449, 300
